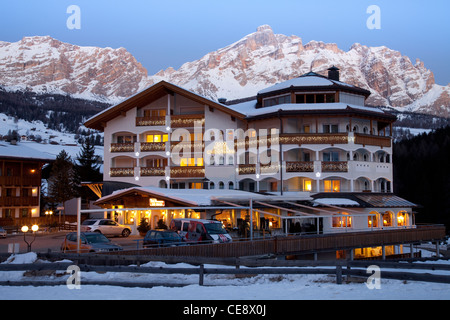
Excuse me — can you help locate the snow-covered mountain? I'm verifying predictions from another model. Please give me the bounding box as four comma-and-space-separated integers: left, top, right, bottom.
0, 36, 148, 103
1, 26, 449, 116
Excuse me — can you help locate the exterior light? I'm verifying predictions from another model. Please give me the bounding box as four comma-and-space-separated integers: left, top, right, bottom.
135, 176, 140, 181
166, 151, 170, 156
31, 225, 39, 232
135, 152, 140, 157
165, 176, 170, 181
166, 126, 171, 131
315, 172, 321, 178
21, 226, 29, 233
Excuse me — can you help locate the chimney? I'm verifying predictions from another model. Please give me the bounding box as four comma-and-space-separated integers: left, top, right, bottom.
327, 66, 340, 81
218, 97, 227, 104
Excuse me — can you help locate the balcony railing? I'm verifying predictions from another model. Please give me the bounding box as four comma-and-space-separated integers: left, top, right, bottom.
110, 167, 134, 177
286, 161, 314, 173
0, 196, 39, 207
238, 164, 256, 175
136, 116, 166, 127
170, 166, 205, 178
140, 142, 166, 152
322, 161, 348, 172
140, 167, 165, 176
110, 143, 134, 153
354, 133, 391, 148
280, 133, 349, 145
170, 115, 205, 128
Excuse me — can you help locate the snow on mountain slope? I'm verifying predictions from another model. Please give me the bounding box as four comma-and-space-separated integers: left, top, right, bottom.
0, 36, 148, 103
0, 27, 448, 116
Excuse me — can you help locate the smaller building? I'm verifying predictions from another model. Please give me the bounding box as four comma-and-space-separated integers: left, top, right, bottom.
0, 141, 55, 227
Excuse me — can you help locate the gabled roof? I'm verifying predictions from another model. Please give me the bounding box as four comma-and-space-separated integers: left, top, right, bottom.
84, 80, 246, 131
0, 141, 55, 162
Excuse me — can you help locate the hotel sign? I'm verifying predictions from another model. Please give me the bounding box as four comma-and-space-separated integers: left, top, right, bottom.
149, 198, 165, 207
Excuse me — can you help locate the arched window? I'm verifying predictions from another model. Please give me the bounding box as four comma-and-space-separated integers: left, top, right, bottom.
228, 181, 234, 190
219, 181, 225, 189
383, 211, 393, 226
397, 211, 408, 227
368, 211, 379, 228
210, 182, 215, 189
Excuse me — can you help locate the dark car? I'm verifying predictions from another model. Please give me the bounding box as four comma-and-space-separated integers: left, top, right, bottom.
61, 232, 123, 253
143, 230, 184, 248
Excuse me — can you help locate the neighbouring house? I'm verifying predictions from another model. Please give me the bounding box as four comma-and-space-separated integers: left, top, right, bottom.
0, 141, 55, 228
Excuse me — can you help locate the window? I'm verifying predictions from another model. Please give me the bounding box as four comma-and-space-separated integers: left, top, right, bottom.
264, 95, 291, 107
144, 109, 166, 117
117, 135, 136, 143
303, 180, 312, 191
383, 212, 393, 226
323, 151, 339, 162
228, 181, 234, 190
21, 208, 29, 218
324, 180, 340, 192
368, 212, 379, 228
323, 124, 339, 133
397, 211, 408, 226
332, 213, 352, 228
303, 125, 310, 133
189, 182, 203, 189
146, 134, 168, 143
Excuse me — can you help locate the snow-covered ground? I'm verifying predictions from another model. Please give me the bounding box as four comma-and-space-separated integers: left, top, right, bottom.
1, 251, 449, 300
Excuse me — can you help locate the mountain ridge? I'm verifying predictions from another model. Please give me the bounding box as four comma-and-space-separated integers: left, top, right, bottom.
0, 26, 449, 117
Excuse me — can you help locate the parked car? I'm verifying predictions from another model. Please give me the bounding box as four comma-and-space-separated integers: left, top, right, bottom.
81, 219, 131, 237
170, 218, 232, 244
61, 232, 123, 253
143, 230, 184, 248
0, 227, 6, 238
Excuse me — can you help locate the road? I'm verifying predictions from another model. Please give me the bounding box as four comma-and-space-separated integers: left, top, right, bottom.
0, 231, 143, 254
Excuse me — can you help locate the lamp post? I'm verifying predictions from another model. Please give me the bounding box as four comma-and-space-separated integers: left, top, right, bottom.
21, 224, 39, 252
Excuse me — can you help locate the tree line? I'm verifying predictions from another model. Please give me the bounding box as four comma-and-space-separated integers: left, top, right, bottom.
393, 125, 450, 232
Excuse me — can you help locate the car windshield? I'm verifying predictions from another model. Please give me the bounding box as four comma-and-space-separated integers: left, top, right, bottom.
162, 232, 180, 240
82, 220, 96, 225
85, 233, 110, 243
204, 223, 227, 234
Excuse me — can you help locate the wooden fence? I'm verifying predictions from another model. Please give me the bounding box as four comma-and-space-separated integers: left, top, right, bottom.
108, 225, 446, 258
0, 254, 450, 286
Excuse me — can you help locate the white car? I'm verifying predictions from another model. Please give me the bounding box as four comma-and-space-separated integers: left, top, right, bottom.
0, 227, 6, 238
81, 219, 131, 237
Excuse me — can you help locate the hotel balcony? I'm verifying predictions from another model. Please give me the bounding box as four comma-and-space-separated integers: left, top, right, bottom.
110, 143, 135, 153
140, 142, 166, 152
140, 167, 165, 176
0, 196, 39, 207
110, 167, 134, 177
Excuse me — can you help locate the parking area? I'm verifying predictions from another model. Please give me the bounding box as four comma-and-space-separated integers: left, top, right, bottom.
0, 231, 143, 254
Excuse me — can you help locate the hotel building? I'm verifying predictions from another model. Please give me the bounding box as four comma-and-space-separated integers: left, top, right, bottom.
85, 67, 437, 258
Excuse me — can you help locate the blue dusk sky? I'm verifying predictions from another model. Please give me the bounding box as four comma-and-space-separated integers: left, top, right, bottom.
0, 0, 449, 85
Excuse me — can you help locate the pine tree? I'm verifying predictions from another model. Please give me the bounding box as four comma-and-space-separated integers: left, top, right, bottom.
48, 150, 77, 223
74, 138, 103, 200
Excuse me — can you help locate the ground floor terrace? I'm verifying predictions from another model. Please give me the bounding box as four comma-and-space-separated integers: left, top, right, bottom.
91, 186, 416, 236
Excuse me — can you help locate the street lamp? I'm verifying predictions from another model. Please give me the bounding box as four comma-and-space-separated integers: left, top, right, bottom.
21, 224, 39, 252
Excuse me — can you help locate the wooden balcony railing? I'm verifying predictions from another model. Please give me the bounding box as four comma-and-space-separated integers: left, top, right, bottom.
0, 196, 39, 207
170, 166, 205, 178
170, 115, 205, 128
0, 176, 41, 186
322, 161, 348, 172
354, 133, 391, 148
136, 116, 166, 127
140, 167, 165, 176
238, 164, 256, 175
280, 133, 349, 145
110, 143, 134, 153
286, 161, 314, 173
110, 167, 134, 177
140, 142, 166, 152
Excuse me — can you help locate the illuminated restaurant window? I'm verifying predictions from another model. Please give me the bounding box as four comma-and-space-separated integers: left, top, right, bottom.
324, 180, 340, 192
368, 211, 379, 228
383, 211, 393, 226
397, 211, 408, 227
332, 213, 352, 228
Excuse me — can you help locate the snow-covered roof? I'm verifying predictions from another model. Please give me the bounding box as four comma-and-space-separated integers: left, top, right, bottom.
313, 198, 360, 206
96, 186, 312, 207
257, 72, 360, 95
226, 100, 385, 118
0, 141, 55, 161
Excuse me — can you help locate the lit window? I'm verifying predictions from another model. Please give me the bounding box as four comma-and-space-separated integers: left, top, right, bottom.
180, 158, 188, 167
303, 180, 312, 191
324, 180, 340, 192
197, 158, 204, 166
332, 213, 352, 228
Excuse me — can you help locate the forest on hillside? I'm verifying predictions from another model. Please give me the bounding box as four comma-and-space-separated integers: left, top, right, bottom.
393, 125, 450, 232
0, 87, 110, 135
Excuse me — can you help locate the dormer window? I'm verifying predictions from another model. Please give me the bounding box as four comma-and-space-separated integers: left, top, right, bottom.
263, 94, 291, 107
